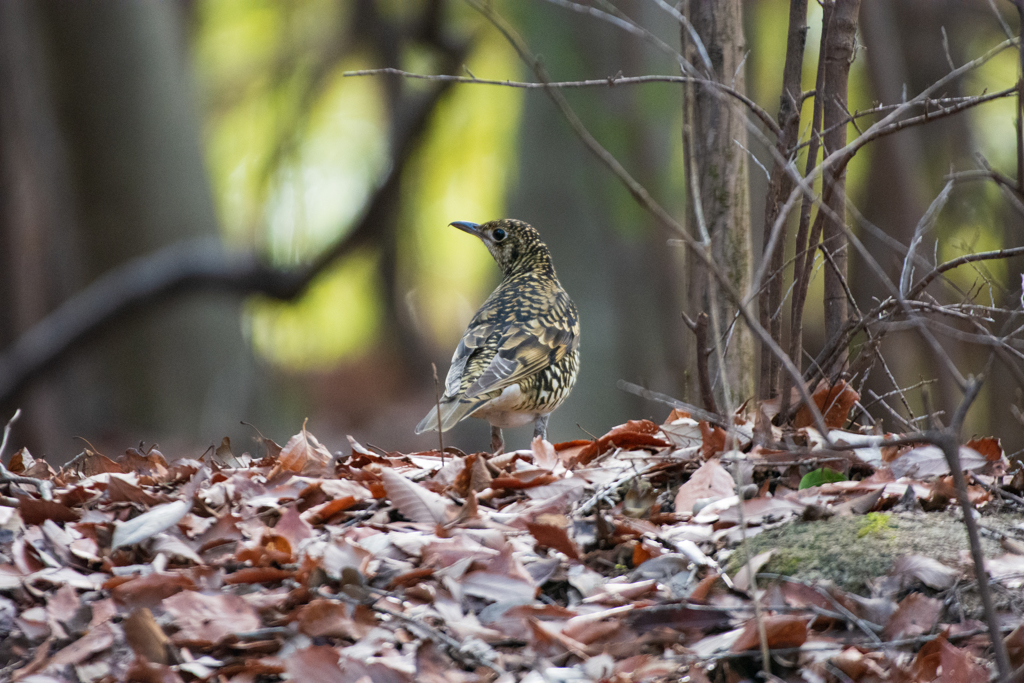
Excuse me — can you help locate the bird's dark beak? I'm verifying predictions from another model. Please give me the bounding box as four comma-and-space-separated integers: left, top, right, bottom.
449, 221, 481, 236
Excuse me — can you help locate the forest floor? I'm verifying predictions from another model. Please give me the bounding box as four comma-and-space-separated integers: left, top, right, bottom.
1, 384, 1023, 682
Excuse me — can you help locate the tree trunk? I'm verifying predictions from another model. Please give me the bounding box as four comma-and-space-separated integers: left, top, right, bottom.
759, 0, 808, 400
819, 0, 862, 379
682, 0, 755, 409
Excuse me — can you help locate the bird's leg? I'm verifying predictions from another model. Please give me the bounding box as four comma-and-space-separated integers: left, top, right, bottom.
533, 414, 550, 441
490, 426, 504, 454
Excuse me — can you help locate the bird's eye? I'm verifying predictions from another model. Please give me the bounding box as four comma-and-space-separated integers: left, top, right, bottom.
493, 228, 507, 242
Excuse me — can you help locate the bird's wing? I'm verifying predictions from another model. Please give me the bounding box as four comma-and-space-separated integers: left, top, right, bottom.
464, 290, 578, 399
443, 318, 497, 398
414, 394, 490, 434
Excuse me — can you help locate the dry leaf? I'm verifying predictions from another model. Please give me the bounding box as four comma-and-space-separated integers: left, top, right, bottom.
794, 379, 859, 430
275, 425, 332, 475
674, 459, 735, 515
112, 500, 190, 549
380, 469, 450, 524
124, 607, 171, 664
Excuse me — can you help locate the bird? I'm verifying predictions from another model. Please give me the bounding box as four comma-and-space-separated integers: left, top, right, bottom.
415, 219, 580, 454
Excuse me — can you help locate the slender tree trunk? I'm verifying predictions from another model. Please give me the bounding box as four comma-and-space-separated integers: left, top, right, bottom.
682, 0, 755, 409
819, 0, 861, 378
758, 0, 808, 400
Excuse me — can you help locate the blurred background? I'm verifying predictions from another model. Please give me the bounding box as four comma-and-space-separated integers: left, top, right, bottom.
1, 0, 1021, 462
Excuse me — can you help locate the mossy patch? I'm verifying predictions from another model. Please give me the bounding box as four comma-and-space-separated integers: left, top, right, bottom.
725, 510, 1012, 594
857, 512, 893, 538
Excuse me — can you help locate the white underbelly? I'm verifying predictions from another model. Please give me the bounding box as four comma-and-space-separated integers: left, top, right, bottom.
469, 384, 538, 428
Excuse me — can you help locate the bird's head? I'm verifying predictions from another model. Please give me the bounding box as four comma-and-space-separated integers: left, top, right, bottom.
449, 219, 553, 277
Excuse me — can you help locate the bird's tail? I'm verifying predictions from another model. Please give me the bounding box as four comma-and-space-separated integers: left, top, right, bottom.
414, 397, 486, 434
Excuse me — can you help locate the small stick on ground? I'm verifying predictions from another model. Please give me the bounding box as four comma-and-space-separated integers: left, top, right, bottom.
431, 363, 444, 465
0, 409, 54, 503
0, 408, 19, 462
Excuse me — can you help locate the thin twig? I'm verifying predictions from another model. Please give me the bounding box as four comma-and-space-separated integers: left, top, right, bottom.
928, 374, 1011, 680
342, 68, 782, 137
617, 380, 729, 429
0, 409, 54, 502
908, 245, 1024, 298
685, 312, 718, 415
431, 363, 444, 463
757, 573, 882, 642
0, 408, 18, 462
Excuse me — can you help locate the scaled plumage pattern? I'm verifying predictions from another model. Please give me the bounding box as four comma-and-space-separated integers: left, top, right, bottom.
415, 219, 580, 453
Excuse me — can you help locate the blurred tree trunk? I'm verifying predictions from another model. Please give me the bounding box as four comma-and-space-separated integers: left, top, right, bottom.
0, 1, 83, 454
682, 0, 755, 409
0, 1, 263, 458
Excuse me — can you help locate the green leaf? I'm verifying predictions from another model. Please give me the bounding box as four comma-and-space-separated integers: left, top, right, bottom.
798, 467, 846, 490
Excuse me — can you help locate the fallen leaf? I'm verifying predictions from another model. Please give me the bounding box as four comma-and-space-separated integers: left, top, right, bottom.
938, 636, 988, 682
1005, 623, 1024, 669
699, 421, 726, 458
124, 607, 171, 664
965, 436, 1002, 462
462, 570, 537, 603
163, 591, 260, 645
889, 445, 988, 479
15, 497, 80, 526
731, 614, 808, 652
283, 645, 350, 683
109, 573, 196, 609
794, 379, 859, 430
527, 522, 580, 561
43, 621, 117, 670
891, 555, 958, 590
531, 437, 558, 470
674, 459, 735, 515
380, 468, 450, 524
731, 550, 775, 594
274, 425, 332, 475
112, 500, 190, 549
574, 420, 670, 466
883, 593, 942, 640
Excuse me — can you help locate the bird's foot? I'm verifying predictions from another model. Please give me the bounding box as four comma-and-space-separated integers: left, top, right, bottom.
490, 426, 504, 455
532, 414, 550, 442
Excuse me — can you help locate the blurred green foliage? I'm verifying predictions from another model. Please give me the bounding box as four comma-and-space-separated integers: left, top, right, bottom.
194, 2, 523, 368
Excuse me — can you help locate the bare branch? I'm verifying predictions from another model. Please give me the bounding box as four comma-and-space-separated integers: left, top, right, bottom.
926, 375, 1011, 680
341, 69, 782, 137
908, 245, 1024, 299
900, 180, 953, 298
617, 380, 728, 429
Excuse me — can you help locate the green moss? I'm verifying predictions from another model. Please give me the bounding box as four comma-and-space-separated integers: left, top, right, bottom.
725, 511, 1020, 595
727, 515, 901, 593
857, 512, 893, 538
765, 552, 802, 576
